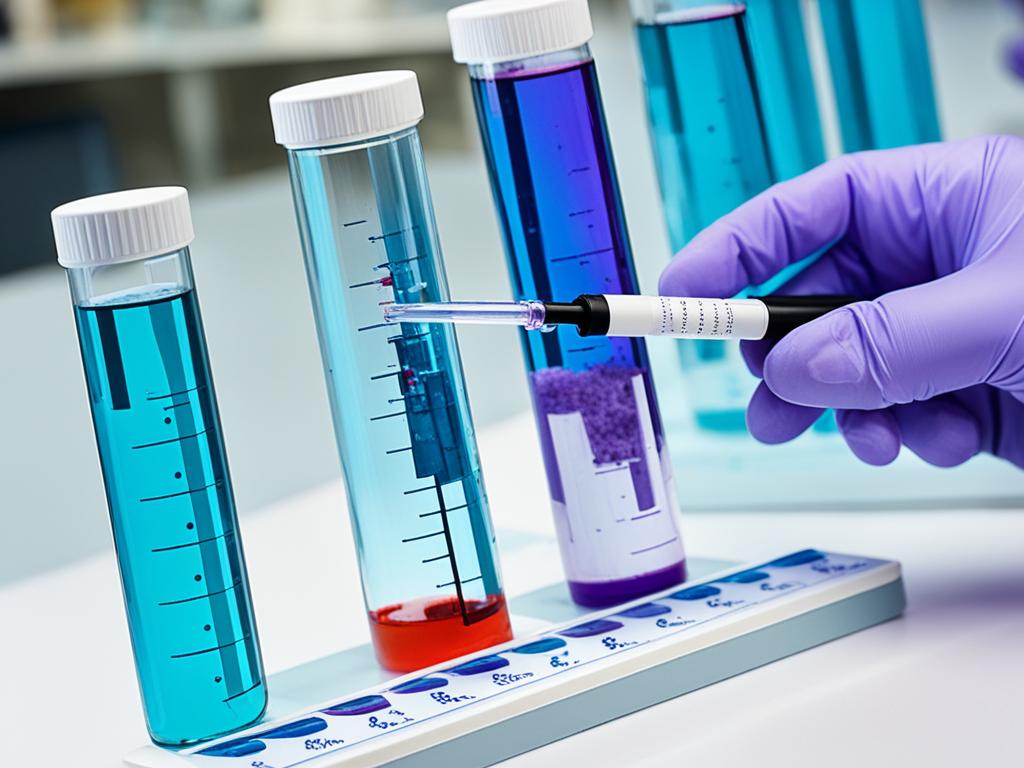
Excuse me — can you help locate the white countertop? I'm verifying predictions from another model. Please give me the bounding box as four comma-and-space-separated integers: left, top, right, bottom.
4, 413, 1023, 768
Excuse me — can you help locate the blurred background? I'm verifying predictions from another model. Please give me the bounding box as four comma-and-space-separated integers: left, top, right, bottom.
3, 0, 1024, 585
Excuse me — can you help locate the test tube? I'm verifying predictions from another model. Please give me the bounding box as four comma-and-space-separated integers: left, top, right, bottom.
742, 0, 825, 180
818, 0, 940, 152
632, 1, 774, 431
54, 188, 266, 745
269, 72, 512, 671
448, 0, 687, 607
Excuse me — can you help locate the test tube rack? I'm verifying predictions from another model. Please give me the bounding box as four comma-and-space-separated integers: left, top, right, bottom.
126, 549, 903, 768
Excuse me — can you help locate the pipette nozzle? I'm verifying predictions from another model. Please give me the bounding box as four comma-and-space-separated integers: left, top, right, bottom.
383, 300, 548, 329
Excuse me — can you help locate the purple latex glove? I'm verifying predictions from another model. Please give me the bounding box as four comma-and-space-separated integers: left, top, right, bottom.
659, 135, 1024, 468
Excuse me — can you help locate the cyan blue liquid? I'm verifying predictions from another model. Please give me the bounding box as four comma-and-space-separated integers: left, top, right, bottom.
471, 58, 685, 606
819, 0, 940, 151
636, 8, 772, 429
74, 288, 265, 744
636, 8, 773, 250
743, 0, 824, 180
288, 129, 510, 670
637, 7, 838, 434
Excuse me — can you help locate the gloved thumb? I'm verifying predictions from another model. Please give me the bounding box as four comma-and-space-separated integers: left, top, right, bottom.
761, 263, 1021, 409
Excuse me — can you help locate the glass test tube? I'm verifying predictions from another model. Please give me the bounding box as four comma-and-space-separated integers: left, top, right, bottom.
448, 0, 686, 608
632, 1, 773, 432
270, 72, 511, 672
818, 0, 940, 152
742, 0, 824, 181
54, 188, 265, 745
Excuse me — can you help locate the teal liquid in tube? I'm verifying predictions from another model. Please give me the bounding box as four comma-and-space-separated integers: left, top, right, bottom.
819, 0, 940, 151
743, 0, 824, 180
54, 188, 266, 745
634, 2, 774, 432
270, 72, 511, 672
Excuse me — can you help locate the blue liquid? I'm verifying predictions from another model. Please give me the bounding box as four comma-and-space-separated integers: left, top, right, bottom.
471, 57, 685, 606
287, 128, 510, 671
636, 7, 774, 430
819, 0, 940, 151
74, 288, 265, 745
636, 8, 773, 250
743, 0, 825, 180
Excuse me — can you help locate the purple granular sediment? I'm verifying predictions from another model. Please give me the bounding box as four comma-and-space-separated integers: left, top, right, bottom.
531, 365, 645, 464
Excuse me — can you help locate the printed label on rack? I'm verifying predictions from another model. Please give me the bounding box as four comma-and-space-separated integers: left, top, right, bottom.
171, 551, 877, 767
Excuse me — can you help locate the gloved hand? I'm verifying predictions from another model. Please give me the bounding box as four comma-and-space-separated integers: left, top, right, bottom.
659, 135, 1024, 468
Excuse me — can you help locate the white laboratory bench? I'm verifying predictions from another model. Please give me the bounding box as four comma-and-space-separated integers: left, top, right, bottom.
3, 412, 1022, 768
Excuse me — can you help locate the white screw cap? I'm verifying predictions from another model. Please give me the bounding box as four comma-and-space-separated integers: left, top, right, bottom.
447, 0, 593, 65
52, 187, 194, 268
269, 71, 424, 150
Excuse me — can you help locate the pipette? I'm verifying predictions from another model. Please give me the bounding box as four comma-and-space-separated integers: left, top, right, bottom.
383, 294, 856, 340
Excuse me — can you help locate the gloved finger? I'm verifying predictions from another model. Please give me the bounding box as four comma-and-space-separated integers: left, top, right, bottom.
745, 380, 824, 444
658, 144, 940, 299
740, 339, 773, 378
835, 408, 901, 465
659, 159, 855, 298
761, 239, 877, 298
762, 261, 1016, 410
891, 397, 981, 467
947, 386, 1024, 469
739, 241, 875, 379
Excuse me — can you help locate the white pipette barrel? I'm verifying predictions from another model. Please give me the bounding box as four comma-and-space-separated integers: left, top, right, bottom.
384, 294, 857, 340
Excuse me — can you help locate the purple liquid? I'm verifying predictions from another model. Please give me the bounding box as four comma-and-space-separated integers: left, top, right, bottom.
570, 561, 687, 608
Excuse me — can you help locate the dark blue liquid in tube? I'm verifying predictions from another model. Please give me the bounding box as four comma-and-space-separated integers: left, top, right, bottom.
463, 43, 686, 607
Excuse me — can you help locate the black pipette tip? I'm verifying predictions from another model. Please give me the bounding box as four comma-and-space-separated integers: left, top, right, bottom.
542, 295, 610, 336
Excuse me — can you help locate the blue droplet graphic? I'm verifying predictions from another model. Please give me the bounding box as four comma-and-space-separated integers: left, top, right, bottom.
509, 637, 567, 654
252, 717, 327, 739
669, 584, 721, 601
446, 655, 510, 675
616, 602, 672, 619
558, 619, 624, 638
321, 695, 391, 716
390, 677, 449, 694
196, 738, 266, 757
720, 570, 770, 584
767, 550, 825, 568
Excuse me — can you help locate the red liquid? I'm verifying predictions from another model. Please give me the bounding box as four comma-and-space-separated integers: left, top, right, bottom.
369, 593, 512, 672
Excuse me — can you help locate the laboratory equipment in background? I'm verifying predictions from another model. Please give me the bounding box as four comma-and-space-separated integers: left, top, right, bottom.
818, 0, 940, 152
54, 188, 266, 745
383, 294, 856, 340
632, 0, 772, 432
448, 0, 687, 608
269, 72, 512, 672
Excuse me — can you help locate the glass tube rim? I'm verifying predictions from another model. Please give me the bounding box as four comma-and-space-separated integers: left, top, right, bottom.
631, 1, 747, 25
67, 245, 194, 308
285, 124, 420, 157
467, 44, 593, 81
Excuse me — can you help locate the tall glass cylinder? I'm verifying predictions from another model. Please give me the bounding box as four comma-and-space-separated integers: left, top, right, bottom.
633, 1, 773, 432
449, 0, 686, 608
270, 72, 511, 672
818, 0, 940, 152
54, 188, 266, 745
743, 0, 824, 180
